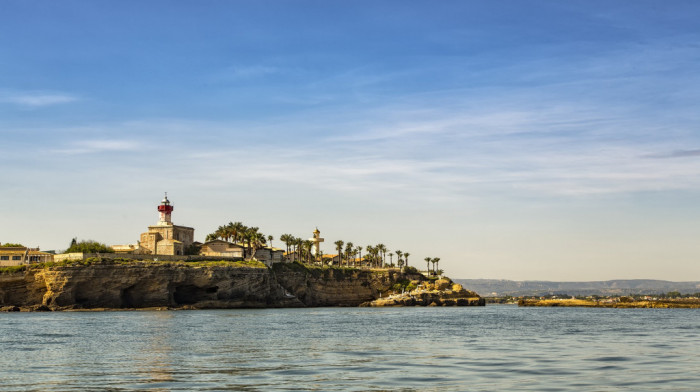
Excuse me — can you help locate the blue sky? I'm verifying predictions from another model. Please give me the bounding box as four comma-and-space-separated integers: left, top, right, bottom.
2, 1, 700, 280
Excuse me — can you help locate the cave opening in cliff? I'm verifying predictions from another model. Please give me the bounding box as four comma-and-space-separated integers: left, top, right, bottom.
173, 285, 218, 305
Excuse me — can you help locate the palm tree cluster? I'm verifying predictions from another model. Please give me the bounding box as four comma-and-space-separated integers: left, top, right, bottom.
424, 257, 441, 276
207, 224, 440, 276
205, 221, 272, 259
278, 233, 318, 264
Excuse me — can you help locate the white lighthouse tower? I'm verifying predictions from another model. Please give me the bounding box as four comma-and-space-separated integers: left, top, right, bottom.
309, 228, 324, 259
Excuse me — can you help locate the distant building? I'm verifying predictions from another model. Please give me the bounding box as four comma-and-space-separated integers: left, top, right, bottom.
200, 240, 244, 258
253, 247, 285, 266
0, 246, 53, 266
138, 194, 195, 256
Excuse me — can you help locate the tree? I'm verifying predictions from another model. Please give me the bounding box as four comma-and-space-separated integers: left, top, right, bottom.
365, 245, 373, 268
303, 240, 313, 263
242, 227, 262, 259
356, 246, 363, 267
65, 240, 115, 254
1, 243, 24, 247
334, 240, 344, 266
389, 252, 394, 266
267, 235, 274, 248
395, 250, 403, 269
279, 234, 292, 255
432, 257, 441, 276
377, 243, 387, 268
424, 257, 431, 275
403, 252, 410, 268
345, 242, 354, 267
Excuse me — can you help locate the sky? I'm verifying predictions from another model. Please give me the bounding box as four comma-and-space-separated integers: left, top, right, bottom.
1, 1, 700, 281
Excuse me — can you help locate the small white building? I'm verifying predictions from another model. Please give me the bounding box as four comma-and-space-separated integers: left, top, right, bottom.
199, 240, 244, 258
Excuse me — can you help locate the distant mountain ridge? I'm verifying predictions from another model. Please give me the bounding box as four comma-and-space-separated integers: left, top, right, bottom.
454, 279, 700, 297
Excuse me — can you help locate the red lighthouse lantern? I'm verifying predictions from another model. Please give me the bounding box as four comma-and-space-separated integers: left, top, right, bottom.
157, 193, 174, 225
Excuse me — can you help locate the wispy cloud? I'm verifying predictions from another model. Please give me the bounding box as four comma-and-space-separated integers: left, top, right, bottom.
644, 149, 700, 159
208, 65, 281, 82
53, 139, 143, 155
1, 91, 79, 107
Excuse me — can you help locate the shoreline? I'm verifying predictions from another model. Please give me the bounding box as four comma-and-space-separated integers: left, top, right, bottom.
518, 298, 700, 308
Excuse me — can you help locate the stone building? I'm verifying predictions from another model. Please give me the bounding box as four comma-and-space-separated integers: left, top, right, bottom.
0, 246, 53, 266
199, 240, 244, 258
138, 194, 195, 256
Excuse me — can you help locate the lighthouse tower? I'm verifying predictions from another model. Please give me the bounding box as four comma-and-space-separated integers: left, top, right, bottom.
157, 193, 174, 225
309, 228, 324, 259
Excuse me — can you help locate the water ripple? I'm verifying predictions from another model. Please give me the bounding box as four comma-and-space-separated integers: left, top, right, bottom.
1, 307, 699, 391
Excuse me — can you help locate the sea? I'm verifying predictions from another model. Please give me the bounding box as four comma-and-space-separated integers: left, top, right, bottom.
1, 306, 699, 391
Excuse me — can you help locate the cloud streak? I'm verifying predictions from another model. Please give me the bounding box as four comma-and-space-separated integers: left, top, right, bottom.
1, 91, 79, 107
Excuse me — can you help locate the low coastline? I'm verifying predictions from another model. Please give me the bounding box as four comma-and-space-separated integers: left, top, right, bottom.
0, 258, 483, 311
518, 298, 700, 309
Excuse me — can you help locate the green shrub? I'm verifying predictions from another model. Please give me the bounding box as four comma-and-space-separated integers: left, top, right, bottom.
0, 243, 24, 247
0, 265, 26, 274
65, 240, 114, 254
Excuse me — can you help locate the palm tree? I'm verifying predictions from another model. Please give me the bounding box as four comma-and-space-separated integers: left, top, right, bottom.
334, 240, 344, 266
295, 237, 303, 263
356, 246, 363, 267
345, 242, 354, 267
424, 257, 431, 275
433, 257, 440, 276
403, 252, 410, 269
365, 245, 374, 268
232, 222, 246, 243
242, 227, 259, 258
303, 240, 313, 263
377, 244, 387, 268
431, 257, 440, 276
280, 234, 292, 255
395, 250, 403, 269
389, 252, 394, 266
267, 235, 274, 248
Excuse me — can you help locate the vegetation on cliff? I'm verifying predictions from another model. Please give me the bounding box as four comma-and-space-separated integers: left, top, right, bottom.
205, 220, 435, 274
1, 243, 25, 247
65, 239, 115, 253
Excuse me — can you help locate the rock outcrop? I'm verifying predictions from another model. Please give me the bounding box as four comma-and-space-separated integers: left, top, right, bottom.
0, 259, 483, 310
360, 278, 485, 307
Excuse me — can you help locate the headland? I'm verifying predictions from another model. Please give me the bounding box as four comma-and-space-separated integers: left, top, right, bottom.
0, 257, 483, 311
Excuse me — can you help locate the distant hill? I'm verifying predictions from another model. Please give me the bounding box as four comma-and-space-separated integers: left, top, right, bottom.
455, 279, 700, 297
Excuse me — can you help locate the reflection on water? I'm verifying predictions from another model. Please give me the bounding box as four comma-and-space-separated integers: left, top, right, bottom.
1, 307, 700, 391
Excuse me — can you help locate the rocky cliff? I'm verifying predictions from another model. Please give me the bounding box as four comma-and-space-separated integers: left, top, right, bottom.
360, 278, 485, 307
0, 259, 482, 311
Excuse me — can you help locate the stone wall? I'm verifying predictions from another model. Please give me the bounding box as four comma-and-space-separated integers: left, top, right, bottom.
53, 253, 244, 263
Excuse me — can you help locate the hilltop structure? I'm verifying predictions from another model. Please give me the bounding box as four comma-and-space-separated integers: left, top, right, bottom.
309, 228, 324, 259
137, 194, 195, 256
0, 246, 53, 267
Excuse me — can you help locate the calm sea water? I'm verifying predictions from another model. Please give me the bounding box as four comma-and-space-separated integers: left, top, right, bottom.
1, 306, 699, 391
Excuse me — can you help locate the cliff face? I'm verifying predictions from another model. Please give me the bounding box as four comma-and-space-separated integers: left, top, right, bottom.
271, 263, 424, 307
0, 260, 479, 310
1, 261, 295, 310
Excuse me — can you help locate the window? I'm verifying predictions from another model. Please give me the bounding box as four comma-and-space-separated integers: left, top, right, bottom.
0, 256, 8, 260
12, 256, 21, 260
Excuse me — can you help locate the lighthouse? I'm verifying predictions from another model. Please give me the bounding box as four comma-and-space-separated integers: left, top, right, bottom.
157, 193, 174, 225
138, 193, 195, 255
309, 228, 324, 259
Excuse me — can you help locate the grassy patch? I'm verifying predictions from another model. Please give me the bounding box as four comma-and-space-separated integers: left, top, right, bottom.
0, 265, 27, 274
